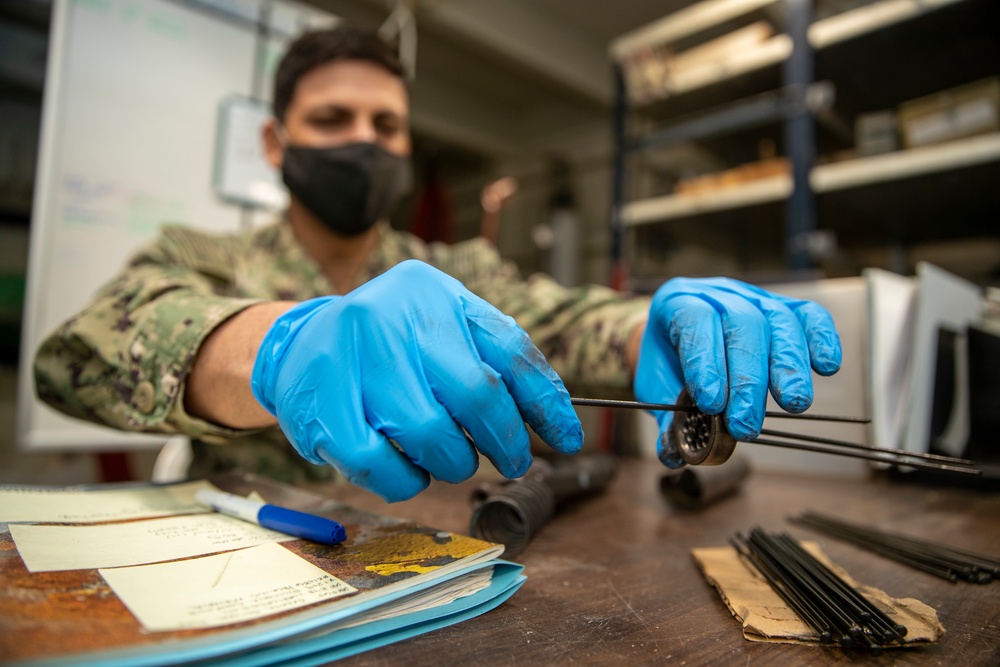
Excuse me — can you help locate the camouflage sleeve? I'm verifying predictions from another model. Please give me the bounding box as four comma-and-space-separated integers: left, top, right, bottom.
429, 238, 650, 397
33, 228, 264, 442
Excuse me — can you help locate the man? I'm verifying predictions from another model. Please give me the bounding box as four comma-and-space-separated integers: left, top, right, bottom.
34, 26, 842, 501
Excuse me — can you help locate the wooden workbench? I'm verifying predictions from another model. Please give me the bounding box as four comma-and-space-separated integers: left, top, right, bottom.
299, 459, 1000, 666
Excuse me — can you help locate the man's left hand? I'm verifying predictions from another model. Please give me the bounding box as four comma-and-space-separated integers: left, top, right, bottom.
633, 277, 842, 468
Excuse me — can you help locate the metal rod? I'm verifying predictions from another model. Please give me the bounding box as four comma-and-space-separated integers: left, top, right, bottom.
759, 428, 974, 465
749, 530, 863, 641
571, 397, 697, 412
793, 517, 964, 583
771, 533, 905, 640
791, 512, 1000, 583
571, 397, 869, 423
730, 536, 835, 644
749, 437, 981, 475
793, 512, 1000, 581
571, 397, 980, 474
735, 527, 906, 651
763, 411, 870, 423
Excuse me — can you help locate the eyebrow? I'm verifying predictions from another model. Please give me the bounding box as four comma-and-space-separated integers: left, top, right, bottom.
305, 105, 352, 117
305, 105, 406, 120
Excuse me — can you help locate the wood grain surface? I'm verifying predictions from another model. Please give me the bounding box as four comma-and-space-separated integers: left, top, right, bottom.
310, 460, 1000, 666
2, 461, 997, 666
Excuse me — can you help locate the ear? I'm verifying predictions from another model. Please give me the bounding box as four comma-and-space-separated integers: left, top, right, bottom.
262, 118, 284, 169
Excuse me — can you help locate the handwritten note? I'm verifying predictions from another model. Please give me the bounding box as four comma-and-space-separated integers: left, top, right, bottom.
100, 542, 357, 631
0, 480, 216, 523
9, 513, 295, 572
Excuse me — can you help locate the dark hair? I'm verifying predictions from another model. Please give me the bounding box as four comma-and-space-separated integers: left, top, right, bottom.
272, 25, 406, 122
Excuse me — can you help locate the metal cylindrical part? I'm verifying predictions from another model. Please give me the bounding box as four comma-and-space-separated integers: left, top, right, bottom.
543, 454, 618, 501
670, 388, 738, 465
469, 455, 618, 557
470, 479, 556, 557
660, 452, 751, 510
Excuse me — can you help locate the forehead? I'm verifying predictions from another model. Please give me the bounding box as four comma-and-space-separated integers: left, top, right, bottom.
289, 59, 409, 116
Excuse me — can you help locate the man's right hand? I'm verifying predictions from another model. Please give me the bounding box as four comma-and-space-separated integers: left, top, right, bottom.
250, 260, 583, 501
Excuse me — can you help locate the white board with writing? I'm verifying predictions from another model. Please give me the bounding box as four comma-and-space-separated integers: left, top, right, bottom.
18, 0, 335, 451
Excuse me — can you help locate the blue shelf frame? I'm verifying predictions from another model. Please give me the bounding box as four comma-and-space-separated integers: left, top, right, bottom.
610, 0, 819, 276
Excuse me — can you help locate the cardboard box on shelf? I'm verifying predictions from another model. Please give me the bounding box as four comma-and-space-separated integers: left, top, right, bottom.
619, 21, 776, 105
855, 110, 899, 156
675, 157, 790, 196
667, 21, 775, 75
898, 77, 1000, 148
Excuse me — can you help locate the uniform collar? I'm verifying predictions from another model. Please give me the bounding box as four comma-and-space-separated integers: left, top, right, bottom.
247, 218, 406, 299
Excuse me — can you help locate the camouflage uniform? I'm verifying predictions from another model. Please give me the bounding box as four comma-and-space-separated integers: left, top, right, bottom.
34, 220, 650, 483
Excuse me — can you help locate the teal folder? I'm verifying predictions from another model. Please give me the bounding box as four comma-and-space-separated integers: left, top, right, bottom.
1, 477, 522, 666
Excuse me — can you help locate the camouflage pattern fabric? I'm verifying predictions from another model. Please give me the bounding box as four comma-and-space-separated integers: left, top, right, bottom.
34, 220, 650, 481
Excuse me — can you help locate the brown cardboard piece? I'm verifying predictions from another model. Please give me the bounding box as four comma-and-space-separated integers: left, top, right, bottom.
691, 543, 945, 646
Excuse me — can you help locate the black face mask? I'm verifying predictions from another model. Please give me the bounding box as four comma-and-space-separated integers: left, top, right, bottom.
281, 142, 412, 236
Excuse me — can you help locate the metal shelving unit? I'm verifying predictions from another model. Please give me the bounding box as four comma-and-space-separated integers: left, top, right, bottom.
607, 0, 999, 278
608, 0, 968, 102
624, 132, 1000, 224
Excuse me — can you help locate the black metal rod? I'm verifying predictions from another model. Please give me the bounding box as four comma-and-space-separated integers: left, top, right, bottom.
749, 437, 981, 475
571, 397, 697, 412
759, 428, 974, 465
730, 536, 835, 644
761, 411, 869, 423
737, 532, 844, 642
799, 519, 964, 582
571, 397, 868, 423
571, 397, 980, 472
751, 532, 862, 641
794, 518, 962, 583
797, 513, 988, 569
771, 533, 873, 625
743, 529, 866, 648
738, 528, 909, 652
798, 512, 1000, 570
798, 516, 983, 576
772, 533, 905, 640
792, 512, 1000, 583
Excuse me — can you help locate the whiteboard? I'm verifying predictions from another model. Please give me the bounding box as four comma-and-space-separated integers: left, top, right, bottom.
17, 0, 336, 451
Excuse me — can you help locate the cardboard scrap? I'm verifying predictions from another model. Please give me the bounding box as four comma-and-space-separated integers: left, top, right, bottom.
691, 542, 945, 646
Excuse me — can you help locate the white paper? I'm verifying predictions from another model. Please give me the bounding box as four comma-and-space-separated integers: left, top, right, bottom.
864, 268, 917, 452
0, 480, 217, 523
100, 542, 357, 631
336, 567, 493, 630
904, 263, 983, 455
10, 513, 295, 572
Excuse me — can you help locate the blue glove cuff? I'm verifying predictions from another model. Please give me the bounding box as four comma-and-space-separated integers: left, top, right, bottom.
250, 296, 341, 416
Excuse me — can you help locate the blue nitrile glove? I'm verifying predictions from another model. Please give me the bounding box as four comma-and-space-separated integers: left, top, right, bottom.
251, 260, 583, 501
633, 277, 842, 468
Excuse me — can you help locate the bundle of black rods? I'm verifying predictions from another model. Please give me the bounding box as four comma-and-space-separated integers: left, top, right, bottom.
569, 397, 981, 475
731, 528, 907, 654
792, 511, 1000, 584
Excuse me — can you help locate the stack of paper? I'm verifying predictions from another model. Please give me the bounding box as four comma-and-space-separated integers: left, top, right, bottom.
0, 477, 522, 666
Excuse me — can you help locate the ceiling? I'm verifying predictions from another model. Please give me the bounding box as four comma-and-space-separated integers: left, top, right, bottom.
530, 0, 692, 46
309, 0, 696, 157
0, 0, 701, 210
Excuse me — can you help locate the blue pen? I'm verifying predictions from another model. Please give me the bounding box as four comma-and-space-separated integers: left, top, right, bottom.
195, 489, 347, 545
